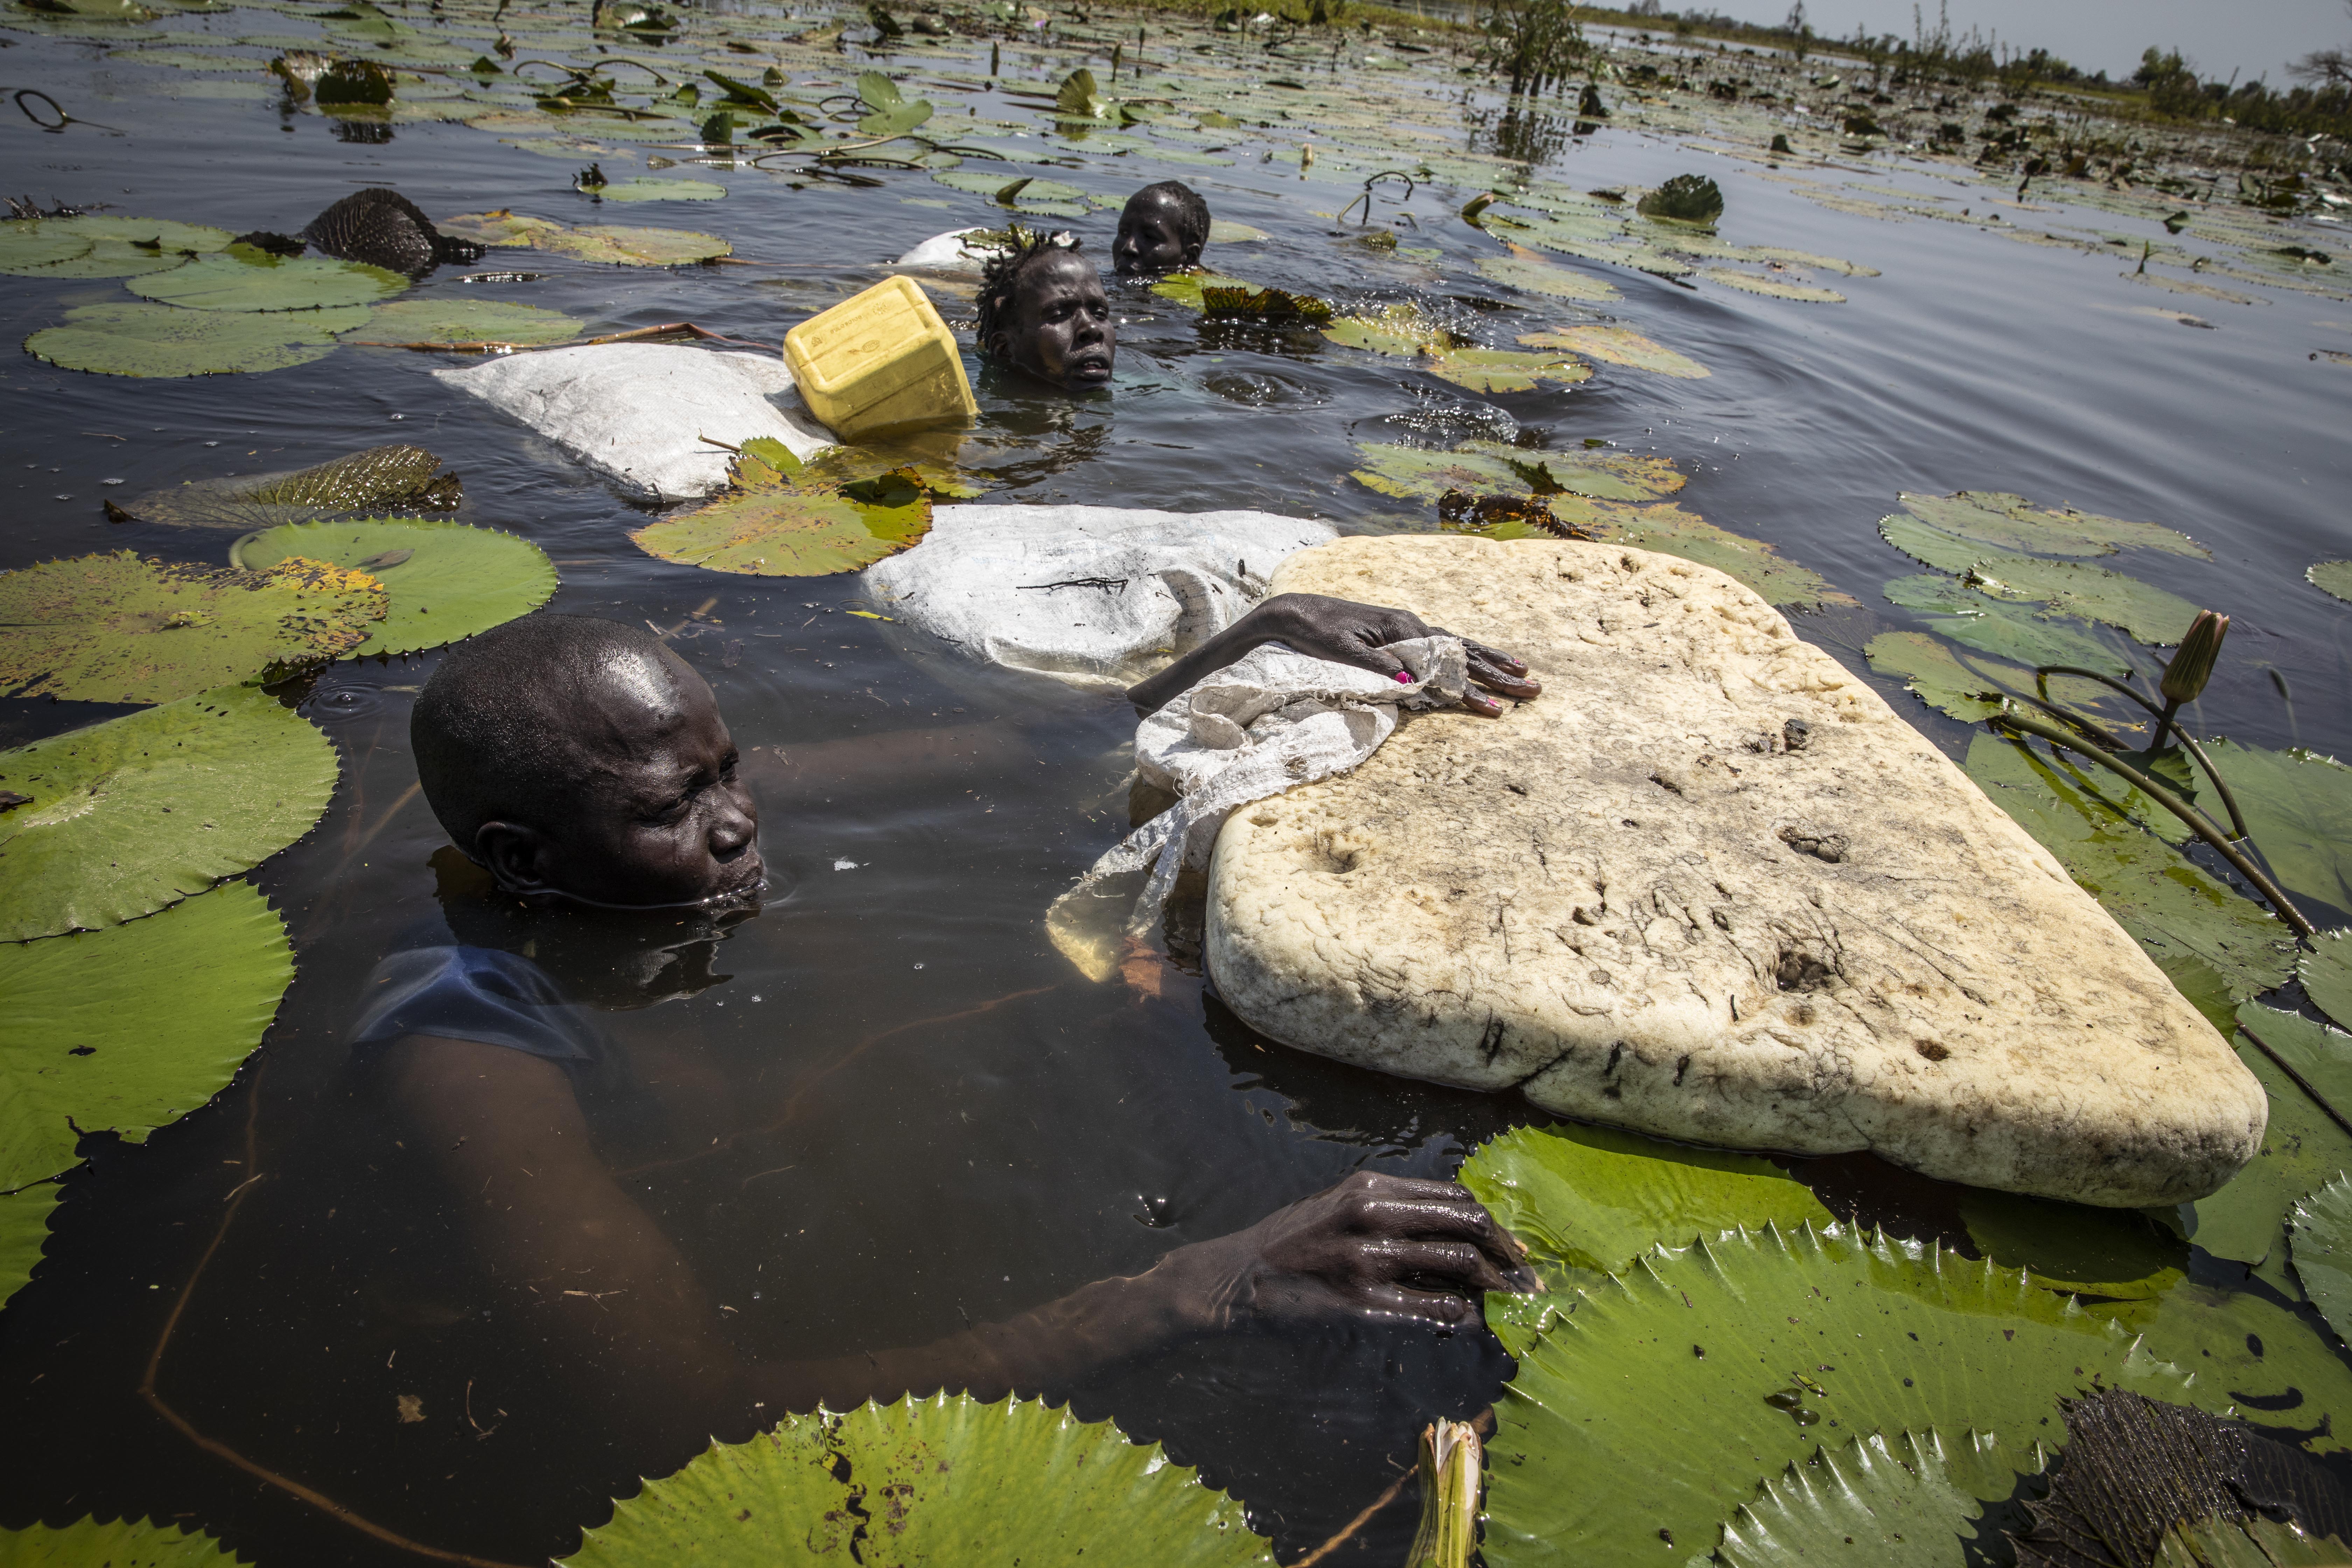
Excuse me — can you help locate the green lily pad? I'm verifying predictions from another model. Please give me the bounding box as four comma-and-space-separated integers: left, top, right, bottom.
0, 1516, 248, 1565
1710, 1428, 2042, 1568
628, 438, 933, 576
1517, 325, 1706, 377
2309, 561, 2352, 603
1321, 303, 1450, 357
0, 879, 292, 1192
2236, 1004, 2352, 1132
536, 223, 730, 265
1864, 632, 2118, 725
2128, 1269, 2352, 1425
0, 551, 386, 705
112, 443, 459, 531
1881, 514, 2204, 644
1954, 1184, 2186, 1303
1350, 440, 1681, 504
2300, 933, 2352, 1034
561, 1394, 1271, 1566
1567, 498, 1847, 609
2200, 740, 2352, 920
2155, 1514, 2352, 1566
590, 177, 727, 202
1895, 490, 2208, 561
1480, 1223, 2186, 1567
435, 210, 566, 247
1424, 345, 1588, 393
0, 1184, 62, 1312
1460, 1122, 1832, 1356
1473, 249, 1623, 302
1206, 219, 1266, 243
0, 684, 336, 940
1147, 270, 1255, 312
2157, 950, 2245, 1039
2188, 1017, 2352, 1269
347, 298, 583, 347
2289, 1174, 2352, 1344
1703, 267, 1847, 301
854, 68, 932, 136
229, 517, 557, 657
0, 215, 236, 280
1883, 574, 2131, 674
1964, 735, 2297, 1001
25, 301, 370, 378
125, 244, 409, 312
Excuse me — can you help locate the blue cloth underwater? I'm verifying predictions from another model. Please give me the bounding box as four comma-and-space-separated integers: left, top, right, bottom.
348, 945, 606, 1063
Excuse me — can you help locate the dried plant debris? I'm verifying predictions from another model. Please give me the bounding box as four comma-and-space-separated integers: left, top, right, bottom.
560, 1393, 1271, 1566
0, 551, 386, 704
24, 302, 371, 378
108, 443, 461, 530
0, 684, 337, 940
2008, 1390, 2352, 1568
229, 517, 556, 657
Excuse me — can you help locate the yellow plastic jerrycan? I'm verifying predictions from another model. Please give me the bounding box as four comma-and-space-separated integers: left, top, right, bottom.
783, 275, 977, 441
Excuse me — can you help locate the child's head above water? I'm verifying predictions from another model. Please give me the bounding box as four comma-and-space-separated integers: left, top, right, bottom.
412, 614, 761, 909
975, 229, 1115, 392
1113, 180, 1209, 275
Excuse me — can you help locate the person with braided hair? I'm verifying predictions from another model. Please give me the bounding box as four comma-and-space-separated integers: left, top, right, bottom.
975, 228, 1116, 392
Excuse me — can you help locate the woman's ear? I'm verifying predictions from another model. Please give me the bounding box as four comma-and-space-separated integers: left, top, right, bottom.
1182, 237, 1205, 266
474, 820, 553, 894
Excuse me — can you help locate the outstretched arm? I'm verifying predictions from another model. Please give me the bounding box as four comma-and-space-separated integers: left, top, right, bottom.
1124, 593, 1541, 715
382, 1035, 1536, 1440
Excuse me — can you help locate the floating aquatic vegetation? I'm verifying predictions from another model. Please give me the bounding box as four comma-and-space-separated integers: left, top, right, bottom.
0, 1517, 246, 1564
1963, 736, 2295, 1001
629, 437, 938, 576
1473, 248, 1622, 302
124, 243, 408, 312
1145, 269, 1256, 313
1424, 345, 1587, 393
1883, 512, 2203, 645
1460, 1122, 1832, 1353
1349, 440, 1681, 504
2310, 561, 2352, 603
1481, 1222, 2185, 1567
1517, 325, 1706, 377
229, 518, 556, 657
2152, 1515, 2352, 1566
0, 214, 233, 280
2197, 741, 2352, 919
1884, 574, 2129, 676
1702, 267, 1847, 302
1864, 631, 2111, 725
0, 684, 336, 940
2300, 935, 2352, 1035
854, 68, 933, 137
588, 177, 727, 202
107, 443, 459, 531
1198, 283, 1332, 323
0, 878, 292, 1194
0, 1184, 61, 1312
24, 301, 371, 377
1708, 1428, 2039, 1568
1635, 173, 1724, 225
1436, 490, 1584, 540
437, 211, 730, 265
1205, 219, 1266, 243
2290, 1174, 2352, 1345
0, 551, 386, 704
346, 297, 582, 348
1893, 491, 2210, 561
931, 170, 1089, 218
436, 210, 566, 247
1321, 302, 1451, 356
2189, 1014, 2352, 1276
560, 1393, 1272, 1565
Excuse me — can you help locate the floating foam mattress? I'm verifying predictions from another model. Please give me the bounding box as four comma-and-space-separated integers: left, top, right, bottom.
1203, 534, 2266, 1207
433, 343, 836, 502
863, 504, 1336, 688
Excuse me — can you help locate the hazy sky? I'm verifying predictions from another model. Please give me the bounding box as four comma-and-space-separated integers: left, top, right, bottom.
1681, 0, 2349, 86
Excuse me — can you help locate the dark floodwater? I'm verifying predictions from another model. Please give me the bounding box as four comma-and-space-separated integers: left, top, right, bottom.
3, 10, 2351, 1566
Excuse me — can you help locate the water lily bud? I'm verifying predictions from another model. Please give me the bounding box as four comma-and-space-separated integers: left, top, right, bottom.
2161, 610, 2228, 704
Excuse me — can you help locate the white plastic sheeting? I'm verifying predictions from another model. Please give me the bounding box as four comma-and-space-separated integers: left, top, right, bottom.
432, 344, 837, 502
1045, 637, 1469, 980
864, 504, 1336, 688
893, 227, 1012, 273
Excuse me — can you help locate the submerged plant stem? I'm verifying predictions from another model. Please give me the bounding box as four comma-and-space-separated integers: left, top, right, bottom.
2239, 1018, 2352, 1138
2036, 664, 2251, 841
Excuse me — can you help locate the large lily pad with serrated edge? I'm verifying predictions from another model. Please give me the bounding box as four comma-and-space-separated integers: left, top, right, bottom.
1963, 734, 2296, 1001
1460, 1122, 1832, 1356
230, 517, 556, 657
1710, 1428, 2042, 1568
26, 302, 369, 378
2201, 740, 2352, 921
0, 1517, 250, 1564
112, 443, 458, 531
125, 244, 408, 312
2300, 933, 2352, 1035
0, 551, 386, 705
2310, 562, 2352, 603
560, 1393, 1272, 1566
0, 684, 336, 940
1896, 490, 2208, 560
535, 223, 730, 265
347, 298, 583, 347
1479, 1222, 2192, 1567
2290, 1174, 2352, 1346
1473, 248, 1622, 302
1884, 574, 2132, 674
0, 1184, 62, 1312
2188, 1023, 2352, 1270
0, 879, 291, 1192
0, 215, 236, 280
1518, 325, 1705, 377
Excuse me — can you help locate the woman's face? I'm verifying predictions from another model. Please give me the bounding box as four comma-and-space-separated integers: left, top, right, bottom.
999, 251, 1116, 391
1114, 190, 1200, 274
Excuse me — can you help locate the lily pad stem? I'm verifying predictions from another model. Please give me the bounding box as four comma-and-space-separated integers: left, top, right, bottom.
1992, 706, 2314, 938
2238, 1019, 2352, 1137
2036, 664, 2251, 841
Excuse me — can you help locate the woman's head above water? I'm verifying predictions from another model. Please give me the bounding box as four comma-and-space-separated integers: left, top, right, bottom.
1113, 180, 1209, 275
976, 231, 1115, 392
411, 614, 761, 908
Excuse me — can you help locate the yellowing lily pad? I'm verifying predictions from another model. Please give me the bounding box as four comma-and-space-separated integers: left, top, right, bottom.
537, 223, 732, 265
592, 177, 728, 202
1474, 246, 1623, 302
628, 438, 936, 576
1518, 326, 1708, 378
1322, 303, 1451, 357
1424, 345, 1589, 393
1703, 267, 1846, 302
125, 244, 410, 312
2312, 561, 2352, 603
26, 302, 370, 378
0, 551, 386, 704
0, 683, 337, 940
436, 210, 566, 246
229, 517, 556, 656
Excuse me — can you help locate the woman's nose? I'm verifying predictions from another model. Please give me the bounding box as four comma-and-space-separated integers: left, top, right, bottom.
709, 788, 758, 853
